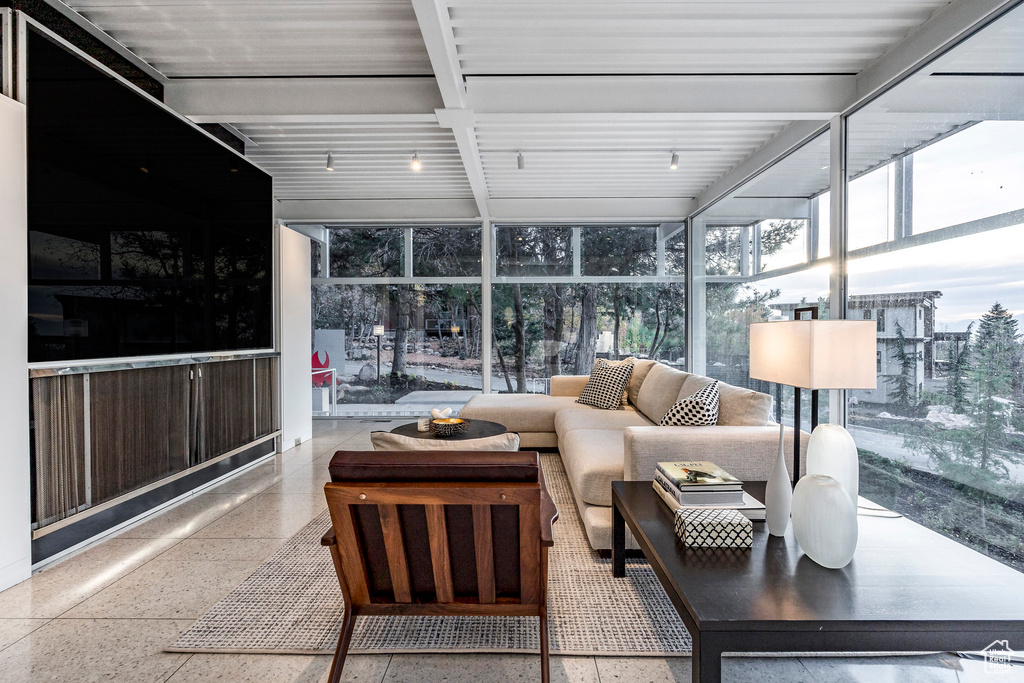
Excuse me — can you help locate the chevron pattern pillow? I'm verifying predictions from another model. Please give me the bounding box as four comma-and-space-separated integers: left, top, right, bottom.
576, 359, 634, 410
660, 380, 720, 426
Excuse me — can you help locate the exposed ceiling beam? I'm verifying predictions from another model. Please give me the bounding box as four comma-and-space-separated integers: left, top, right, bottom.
435, 108, 490, 218
466, 75, 856, 119
697, 197, 812, 221
854, 0, 1022, 107
693, 121, 829, 215
164, 77, 443, 123
488, 197, 694, 223
411, 0, 490, 217
411, 0, 466, 109
275, 198, 480, 222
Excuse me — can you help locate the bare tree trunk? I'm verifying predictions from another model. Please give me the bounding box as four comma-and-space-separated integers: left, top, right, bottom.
543, 285, 564, 378
612, 283, 621, 360
391, 285, 410, 375
493, 330, 515, 393
512, 283, 527, 392
575, 285, 599, 375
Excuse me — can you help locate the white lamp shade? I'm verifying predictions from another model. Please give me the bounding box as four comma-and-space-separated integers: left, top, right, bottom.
749, 319, 877, 389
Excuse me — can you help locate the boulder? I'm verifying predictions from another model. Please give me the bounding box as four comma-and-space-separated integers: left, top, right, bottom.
358, 363, 377, 381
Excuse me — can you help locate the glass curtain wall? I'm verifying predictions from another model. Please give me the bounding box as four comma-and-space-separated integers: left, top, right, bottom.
491, 224, 685, 394
311, 226, 483, 416
309, 223, 686, 412
844, 5, 1024, 572
692, 131, 832, 428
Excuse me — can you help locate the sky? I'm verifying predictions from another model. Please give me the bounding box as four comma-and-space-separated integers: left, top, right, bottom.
750, 121, 1024, 333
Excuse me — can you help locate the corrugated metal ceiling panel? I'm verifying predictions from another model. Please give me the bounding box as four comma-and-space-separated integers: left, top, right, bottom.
448, 1, 952, 75
65, 0, 433, 77
236, 122, 474, 200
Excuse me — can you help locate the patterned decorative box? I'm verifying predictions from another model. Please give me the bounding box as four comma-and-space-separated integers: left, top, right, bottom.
674, 507, 753, 548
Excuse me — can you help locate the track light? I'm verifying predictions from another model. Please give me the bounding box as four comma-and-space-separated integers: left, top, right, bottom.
517, 151, 525, 170
326, 152, 335, 172
669, 152, 679, 170
410, 152, 422, 172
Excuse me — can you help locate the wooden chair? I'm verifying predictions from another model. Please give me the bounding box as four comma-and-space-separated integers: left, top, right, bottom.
321, 450, 558, 683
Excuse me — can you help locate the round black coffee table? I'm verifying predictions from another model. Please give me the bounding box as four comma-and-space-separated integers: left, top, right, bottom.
390, 419, 507, 441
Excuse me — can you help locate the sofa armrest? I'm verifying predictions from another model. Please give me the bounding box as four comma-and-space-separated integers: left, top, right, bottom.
622, 425, 810, 483
550, 375, 589, 396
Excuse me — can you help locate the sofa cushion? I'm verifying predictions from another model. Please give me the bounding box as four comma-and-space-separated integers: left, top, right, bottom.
634, 363, 691, 423
679, 374, 773, 426
559, 428, 626, 506
555, 407, 654, 436
576, 358, 634, 410
460, 394, 633, 435
627, 359, 657, 406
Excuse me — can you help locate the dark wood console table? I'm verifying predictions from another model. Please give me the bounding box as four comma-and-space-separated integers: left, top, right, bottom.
612, 480, 1024, 683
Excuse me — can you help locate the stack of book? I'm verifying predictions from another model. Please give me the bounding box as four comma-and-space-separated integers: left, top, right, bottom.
653, 461, 766, 522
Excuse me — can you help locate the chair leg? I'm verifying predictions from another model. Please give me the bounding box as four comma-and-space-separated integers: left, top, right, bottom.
328, 603, 356, 683
539, 611, 550, 683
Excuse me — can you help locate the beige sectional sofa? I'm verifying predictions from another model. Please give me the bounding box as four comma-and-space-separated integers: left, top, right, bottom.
460, 360, 809, 550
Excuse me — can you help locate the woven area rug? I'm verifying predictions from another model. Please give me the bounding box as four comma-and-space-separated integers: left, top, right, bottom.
168, 454, 690, 656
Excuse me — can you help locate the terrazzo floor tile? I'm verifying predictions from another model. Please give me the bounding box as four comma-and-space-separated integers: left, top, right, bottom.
62, 558, 259, 619
594, 655, 817, 683
264, 463, 335, 494
0, 537, 180, 618
0, 619, 48, 651
153, 537, 288, 566
381, 654, 600, 683
165, 653, 332, 682
0, 618, 192, 682
115, 492, 256, 539
191, 492, 328, 540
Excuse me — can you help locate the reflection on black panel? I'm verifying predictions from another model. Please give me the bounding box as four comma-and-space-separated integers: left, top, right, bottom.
26, 29, 273, 362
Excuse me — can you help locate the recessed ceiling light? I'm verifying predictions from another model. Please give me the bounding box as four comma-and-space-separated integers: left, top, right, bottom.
669, 152, 679, 170
411, 152, 422, 172
326, 152, 335, 172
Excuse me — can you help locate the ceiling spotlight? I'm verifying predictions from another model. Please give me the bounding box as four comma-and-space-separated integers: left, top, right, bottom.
326, 152, 335, 172
517, 151, 525, 170
410, 152, 422, 172
669, 152, 679, 170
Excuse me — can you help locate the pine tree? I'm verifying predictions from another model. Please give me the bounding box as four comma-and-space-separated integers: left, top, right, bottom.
971, 303, 1020, 472
946, 322, 972, 414
886, 321, 917, 413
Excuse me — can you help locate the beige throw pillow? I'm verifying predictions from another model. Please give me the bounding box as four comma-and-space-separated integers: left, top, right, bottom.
370, 431, 521, 451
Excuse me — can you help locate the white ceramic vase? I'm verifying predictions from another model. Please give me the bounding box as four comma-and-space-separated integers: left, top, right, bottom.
765, 423, 792, 537
806, 424, 859, 505
792, 474, 858, 569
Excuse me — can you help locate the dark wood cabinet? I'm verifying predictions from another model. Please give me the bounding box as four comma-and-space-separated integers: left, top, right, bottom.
30, 354, 280, 531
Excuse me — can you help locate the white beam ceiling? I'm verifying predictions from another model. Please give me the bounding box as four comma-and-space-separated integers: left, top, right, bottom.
61, 0, 1023, 222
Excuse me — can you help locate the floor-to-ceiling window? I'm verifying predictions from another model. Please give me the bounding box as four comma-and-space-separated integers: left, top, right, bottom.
844, 4, 1024, 572
692, 131, 832, 429
307, 222, 685, 414
491, 224, 685, 394
310, 225, 483, 416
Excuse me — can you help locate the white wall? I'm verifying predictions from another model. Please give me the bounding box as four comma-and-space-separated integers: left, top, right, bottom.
0, 96, 31, 590
276, 224, 313, 449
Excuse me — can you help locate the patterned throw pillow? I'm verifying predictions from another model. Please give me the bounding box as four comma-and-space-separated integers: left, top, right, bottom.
576, 359, 635, 410
594, 357, 635, 405
660, 380, 720, 426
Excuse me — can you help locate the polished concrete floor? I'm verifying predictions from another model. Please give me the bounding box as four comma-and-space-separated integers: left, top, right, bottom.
0, 419, 1016, 682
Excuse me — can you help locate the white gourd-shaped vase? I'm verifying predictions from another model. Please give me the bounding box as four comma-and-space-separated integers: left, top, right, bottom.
792, 474, 859, 569
806, 424, 859, 505
765, 423, 793, 537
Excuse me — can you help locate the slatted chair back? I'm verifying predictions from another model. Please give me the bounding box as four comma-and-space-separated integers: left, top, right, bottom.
321, 449, 556, 683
